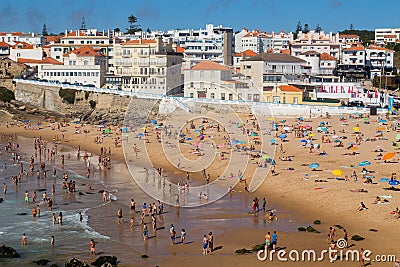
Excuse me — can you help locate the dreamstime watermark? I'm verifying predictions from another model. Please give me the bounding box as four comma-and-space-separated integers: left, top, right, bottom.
257, 239, 397, 263
122, 65, 275, 207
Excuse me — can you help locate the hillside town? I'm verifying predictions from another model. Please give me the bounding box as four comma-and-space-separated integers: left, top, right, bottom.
1, 18, 400, 111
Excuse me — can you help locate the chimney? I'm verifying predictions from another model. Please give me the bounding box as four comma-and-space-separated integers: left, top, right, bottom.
156, 36, 163, 53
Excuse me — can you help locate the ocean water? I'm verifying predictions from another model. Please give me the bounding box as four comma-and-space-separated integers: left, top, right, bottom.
0, 136, 110, 266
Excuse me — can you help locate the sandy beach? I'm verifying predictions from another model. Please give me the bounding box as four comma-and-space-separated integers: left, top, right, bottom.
0, 108, 400, 266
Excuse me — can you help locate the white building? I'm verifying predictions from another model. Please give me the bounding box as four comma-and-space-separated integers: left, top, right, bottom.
0, 42, 11, 56
50, 30, 112, 71
375, 28, 400, 44
0, 32, 23, 43
38, 45, 107, 87
233, 49, 257, 72
298, 51, 337, 75
240, 53, 308, 90
365, 45, 395, 78
338, 34, 361, 49
9, 42, 43, 62
184, 60, 261, 101
18, 33, 45, 46
290, 30, 340, 60
235, 29, 292, 54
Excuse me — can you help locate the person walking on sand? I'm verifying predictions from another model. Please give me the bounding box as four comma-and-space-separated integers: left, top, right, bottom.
181, 229, 186, 244
202, 235, 208, 255
265, 232, 271, 252
271, 231, 278, 251
89, 239, 96, 256
208, 232, 214, 254
329, 227, 336, 242
359, 248, 366, 267
170, 224, 176, 245
143, 224, 149, 241
117, 208, 124, 224
50, 235, 54, 247
262, 197, 267, 212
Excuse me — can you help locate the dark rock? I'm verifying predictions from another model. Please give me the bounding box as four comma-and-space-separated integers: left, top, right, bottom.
0, 197, 3, 203
313, 220, 321, 225
306, 226, 320, 233
351, 235, 365, 241
78, 192, 85, 195
65, 258, 89, 267
298, 227, 306, 232
141, 254, 149, 258
234, 248, 252, 254
98, 190, 105, 193
16, 212, 27, 216
32, 258, 50, 265
49, 264, 59, 267
0, 244, 20, 258
91, 256, 117, 266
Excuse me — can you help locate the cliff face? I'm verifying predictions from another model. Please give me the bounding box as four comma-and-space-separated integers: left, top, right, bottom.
14, 81, 158, 126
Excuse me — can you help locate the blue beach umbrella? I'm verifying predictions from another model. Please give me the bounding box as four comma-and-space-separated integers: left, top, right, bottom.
379, 178, 390, 183
194, 129, 200, 132
379, 119, 387, 123
358, 161, 371, 167
137, 133, 144, 137
333, 139, 341, 143
309, 163, 320, 170
186, 137, 193, 141
279, 134, 287, 139
300, 140, 307, 143
389, 180, 400, 186
270, 139, 277, 143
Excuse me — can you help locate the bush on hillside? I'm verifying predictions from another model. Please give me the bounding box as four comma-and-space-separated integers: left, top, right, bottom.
59, 88, 75, 104
0, 87, 15, 102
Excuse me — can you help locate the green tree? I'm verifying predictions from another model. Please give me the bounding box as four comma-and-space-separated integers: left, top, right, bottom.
126, 15, 141, 34
350, 24, 354, 30
42, 22, 48, 36
303, 23, 309, 33
114, 27, 121, 33
294, 21, 302, 39
315, 24, 322, 33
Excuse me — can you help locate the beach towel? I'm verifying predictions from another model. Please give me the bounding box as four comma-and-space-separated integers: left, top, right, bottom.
379, 178, 390, 182
379, 195, 393, 199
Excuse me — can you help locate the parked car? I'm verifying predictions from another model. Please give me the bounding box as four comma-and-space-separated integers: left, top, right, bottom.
347, 101, 365, 107
83, 84, 96, 88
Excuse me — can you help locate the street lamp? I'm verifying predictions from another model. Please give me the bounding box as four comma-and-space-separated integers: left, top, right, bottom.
283, 92, 286, 104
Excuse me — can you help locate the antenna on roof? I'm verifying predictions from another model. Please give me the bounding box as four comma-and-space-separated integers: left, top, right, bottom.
80, 17, 87, 31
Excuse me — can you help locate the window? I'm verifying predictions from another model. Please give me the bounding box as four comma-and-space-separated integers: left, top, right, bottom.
190, 82, 194, 87
229, 94, 233, 100
210, 93, 215, 98
221, 93, 225, 100
190, 93, 194, 98
293, 97, 298, 104
248, 94, 252, 101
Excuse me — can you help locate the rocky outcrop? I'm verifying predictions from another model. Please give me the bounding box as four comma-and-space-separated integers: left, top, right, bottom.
65, 258, 89, 267
91, 255, 117, 266
0, 244, 20, 258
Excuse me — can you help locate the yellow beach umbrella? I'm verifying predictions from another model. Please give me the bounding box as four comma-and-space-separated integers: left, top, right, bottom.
377, 126, 386, 131
349, 146, 358, 151
309, 133, 315, 137
332, 169, 343, 177
353, 127, 360, 132
267, 118, 274, 121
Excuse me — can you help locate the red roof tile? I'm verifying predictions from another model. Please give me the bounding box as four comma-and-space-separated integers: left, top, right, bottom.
0, 41, 11, 47
121, 39, 156, 45
320, 52, 336, 60
234, 49, 257, 57
190, 61, 229, 71
343, 45, 365, 51
12, 42, 34, 49
17, 57, 63, 65
278, 85, 303, 92
64, 45, 104, 57
176, 45, 185, 53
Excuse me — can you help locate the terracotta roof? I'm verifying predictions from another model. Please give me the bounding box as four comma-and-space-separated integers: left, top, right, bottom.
278, 85, 303, 92
343, 45, 365, 51
45, 35, 63, 43
67, 31, 88, 37
190, 60, 229, 71
11, 42, 34, 49
121, 39, 156, 45
339, 34, 360, 38
320, 52, 336, 60
0, 41, 11, 47
0, 32, 23, 36
384, 34, 396, 38
368, 45, 394, 52
17, 57, 63, 65
234, 49, 257, 57
176, 45, 185, 53
243, 52, 306, 63
64, 45, 104, 57
280, 49, 290, 55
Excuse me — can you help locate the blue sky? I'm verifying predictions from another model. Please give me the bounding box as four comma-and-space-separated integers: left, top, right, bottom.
1, 0, 399, 34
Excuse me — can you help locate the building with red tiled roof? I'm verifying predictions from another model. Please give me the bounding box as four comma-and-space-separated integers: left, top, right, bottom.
176, 45, 185, 53
63, 45, 104, 58
17, 57, 63, 67
263, 84, 303, 104
190, 60, 229, 71
0, 41, 11, 56
9, 42, 42, 62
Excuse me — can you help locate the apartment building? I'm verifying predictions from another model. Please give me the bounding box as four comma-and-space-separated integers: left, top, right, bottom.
338, 34, 361, 49
240, 53, 308, 90
233, 49, 257, 72
0, 42, 11, 56
184, 60, 261, 101
111, 38, 183, 95
50, 30, 113, 71
365, 45, 394, 78
375, 28, 400, 43
38, 45, 107, 87
290, 31, 340, 60
0, 32, 23, 44
9, 42, 43, 62
235, 29, 291, 54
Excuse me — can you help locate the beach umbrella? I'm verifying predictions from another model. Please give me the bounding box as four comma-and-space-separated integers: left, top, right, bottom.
262, 155, 270, 160
179, 134, 186, 137
137, 133, 144, 137
151, 119, 157, 124
283, 126, 291, 131
353, 127, 360, 132
270, 139, 277, 143
349, 146, 358, 151
309, 133, 315, 137
300, 140, 307, 143
382, 152, 395, 160
251, 132, 259, 137
379, 178, 390, 182
332, 169, 343, 177
388, 180, 400, 186
231, 140, 240, 145
194, 129, 200, 132
304, 125, 312, 129
186, 137, 193, 141
23, 119, 30, 123
333, 139, 342, 143
267, 118, 274, 121
317, 127, 328, 132
379, 119, 387, 123
377, 126, 386, 131
309, 163, 320, 170
104, 129, 111, 133
396, 134, 400, 141
97, 125, 105, 128
279, 134, 287, 139
358, 161, 371, 167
